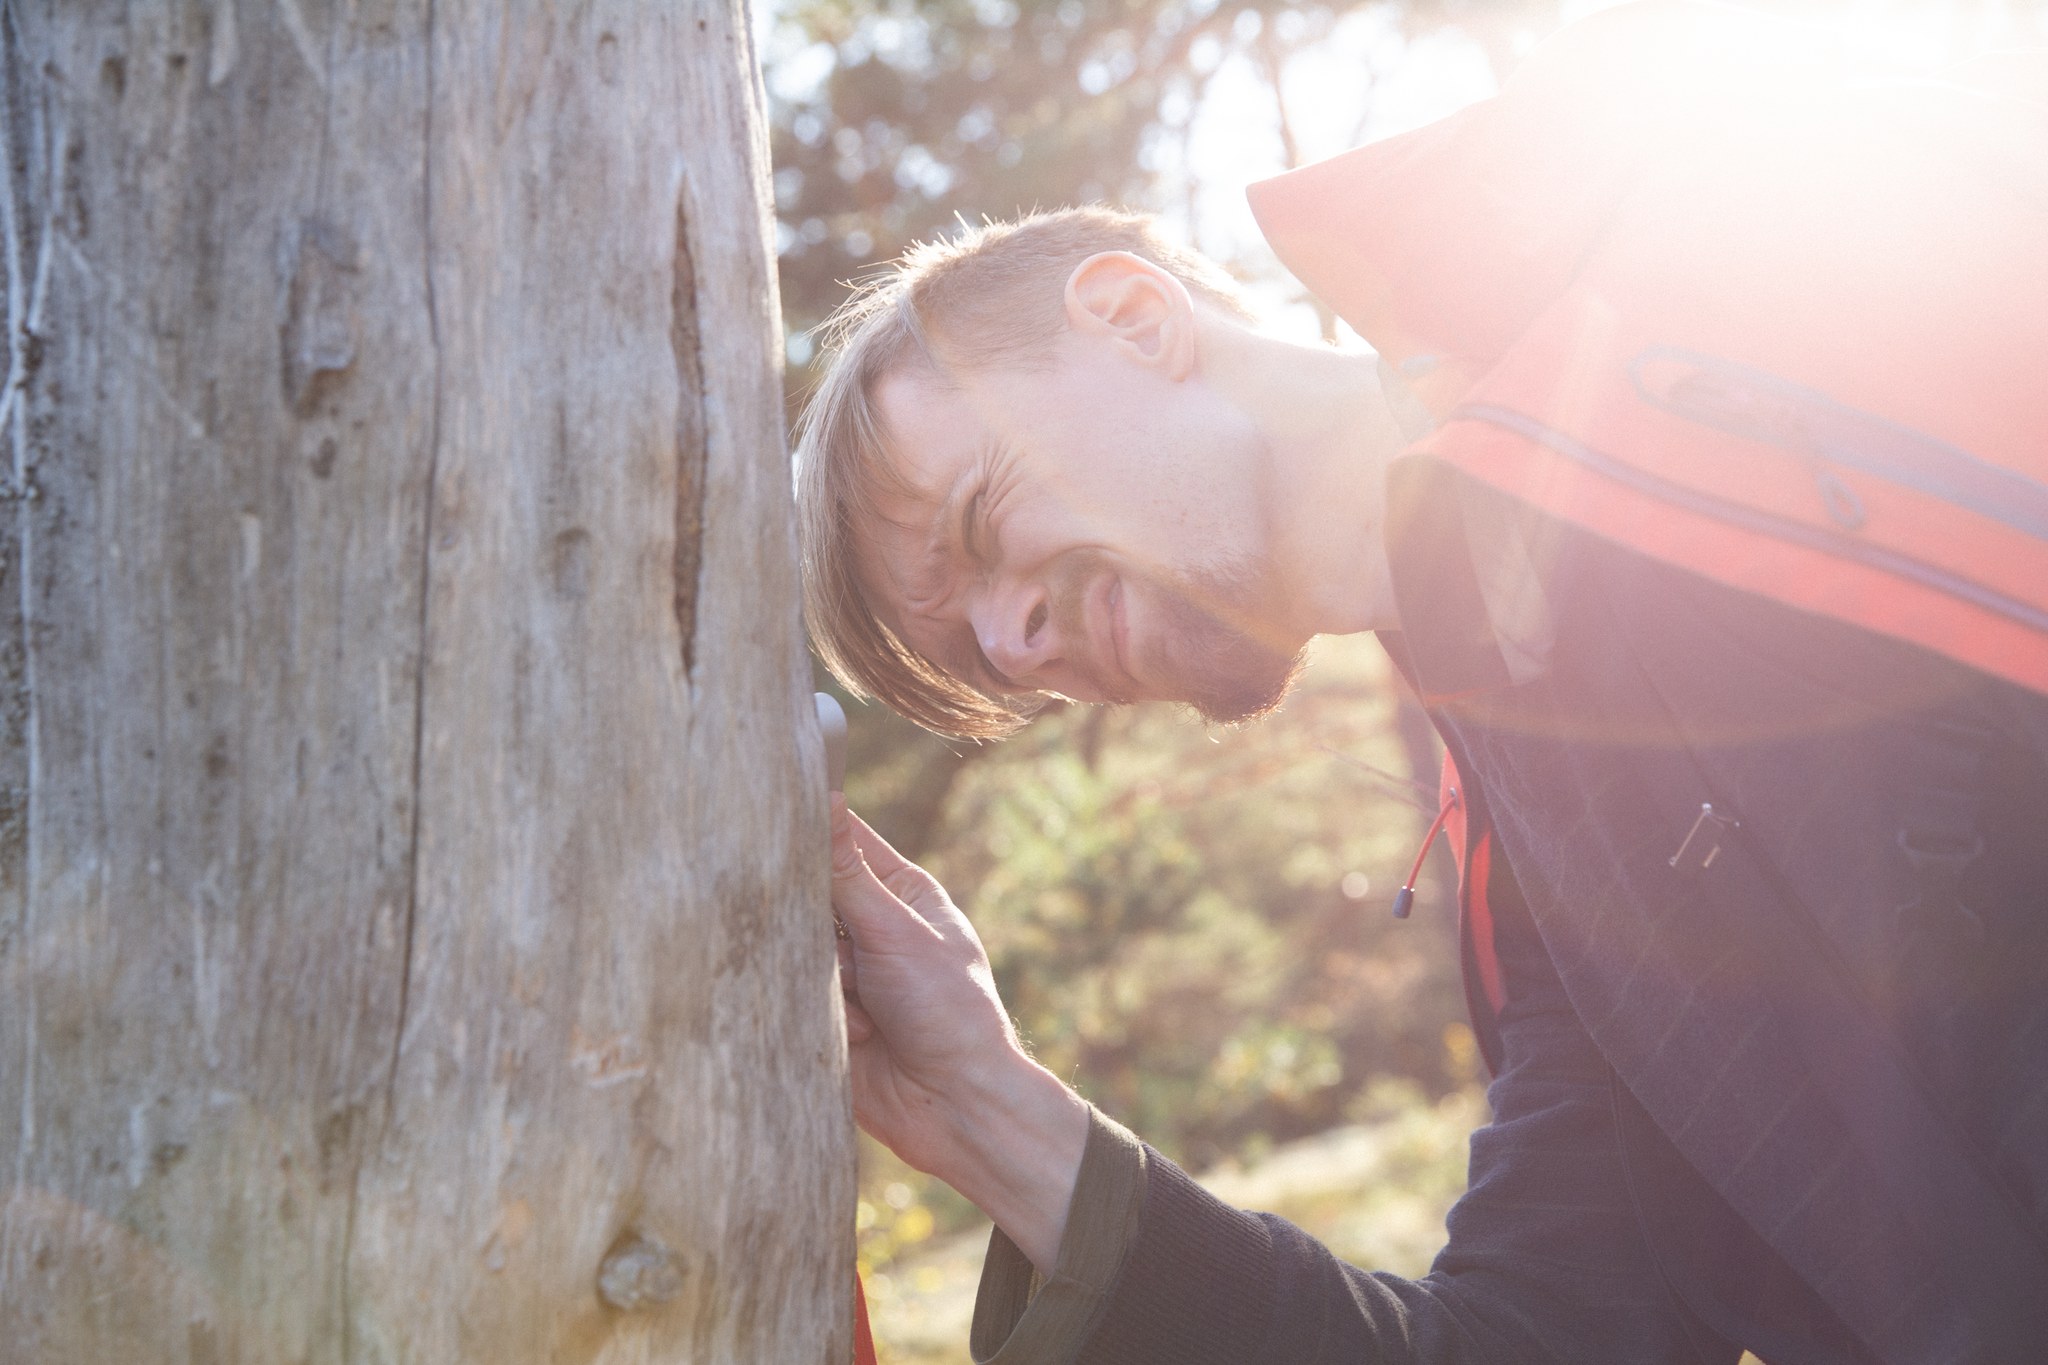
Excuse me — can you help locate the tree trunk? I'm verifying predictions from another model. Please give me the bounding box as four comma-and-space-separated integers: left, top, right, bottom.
0, 5, 851, 1362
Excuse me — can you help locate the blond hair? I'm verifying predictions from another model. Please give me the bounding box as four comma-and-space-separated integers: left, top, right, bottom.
794, 207, 1254, 739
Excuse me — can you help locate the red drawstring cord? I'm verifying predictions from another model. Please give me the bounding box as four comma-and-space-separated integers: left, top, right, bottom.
853, 1268, 879, 1365
1392, 787, 1459, 919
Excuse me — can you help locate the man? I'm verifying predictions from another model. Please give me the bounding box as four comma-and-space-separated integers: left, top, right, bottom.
798, 4, 2048, 1361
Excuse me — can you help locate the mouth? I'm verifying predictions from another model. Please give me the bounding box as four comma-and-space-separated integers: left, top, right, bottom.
1101, 573, 1134, 695
1054, 560, 1141, 704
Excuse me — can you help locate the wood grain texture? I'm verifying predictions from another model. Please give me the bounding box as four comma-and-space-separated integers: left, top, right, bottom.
0, 5, 852, 1362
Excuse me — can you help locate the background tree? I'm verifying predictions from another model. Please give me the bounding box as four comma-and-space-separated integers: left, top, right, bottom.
765, 0, 1567, 366
767, 0, 2046, 360
0, 5, 850, 1361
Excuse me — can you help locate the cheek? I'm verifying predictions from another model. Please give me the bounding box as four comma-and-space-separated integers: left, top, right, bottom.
1012, 397, 1258, 568
998, 480, 1104, 564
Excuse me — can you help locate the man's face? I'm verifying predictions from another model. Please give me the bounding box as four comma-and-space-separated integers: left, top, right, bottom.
854, 340, 1306, 724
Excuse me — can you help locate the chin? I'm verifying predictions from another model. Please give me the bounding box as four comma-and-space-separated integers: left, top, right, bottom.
1184, 645, 1306, 726
1133, 562, 1307, 725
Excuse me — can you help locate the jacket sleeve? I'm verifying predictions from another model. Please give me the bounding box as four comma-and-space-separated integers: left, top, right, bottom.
1059, 869, 1737, 1365
969, 1109, 1151, 1363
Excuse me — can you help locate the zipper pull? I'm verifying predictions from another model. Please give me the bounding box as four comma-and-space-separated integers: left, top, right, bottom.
1669, 802, 1740, 874
1393, 787, 1461, 919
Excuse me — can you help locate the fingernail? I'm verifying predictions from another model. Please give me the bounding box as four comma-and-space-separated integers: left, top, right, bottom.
830, 795, 848, 838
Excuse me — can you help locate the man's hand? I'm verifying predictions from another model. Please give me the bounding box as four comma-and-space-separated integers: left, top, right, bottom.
830, 797, 1090, 1273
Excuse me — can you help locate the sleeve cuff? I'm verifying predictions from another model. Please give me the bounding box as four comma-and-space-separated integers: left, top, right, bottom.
968, 1106, 1149, 1364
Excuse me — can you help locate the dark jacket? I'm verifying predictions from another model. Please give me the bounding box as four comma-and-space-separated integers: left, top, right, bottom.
1059, 471, 2048, 1364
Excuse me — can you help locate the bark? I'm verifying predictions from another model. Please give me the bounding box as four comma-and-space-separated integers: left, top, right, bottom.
0, 5, 851, 1362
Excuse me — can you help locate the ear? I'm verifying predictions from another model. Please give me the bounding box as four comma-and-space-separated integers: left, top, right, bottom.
1062, 251, 1197, 380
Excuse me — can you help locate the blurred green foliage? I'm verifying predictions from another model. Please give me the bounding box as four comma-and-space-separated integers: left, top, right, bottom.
836, 634, 1471, 1173
834, 634, 1479, 1297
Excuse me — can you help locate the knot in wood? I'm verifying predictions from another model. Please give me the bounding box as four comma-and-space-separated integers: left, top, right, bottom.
597, 1232, 683, 1312
279, 218, 360, 414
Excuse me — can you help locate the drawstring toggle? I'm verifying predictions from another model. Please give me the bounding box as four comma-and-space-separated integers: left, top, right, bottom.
1393, 787, 1460, 919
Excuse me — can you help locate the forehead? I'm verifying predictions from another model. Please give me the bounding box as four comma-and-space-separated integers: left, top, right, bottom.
871, 364, 991, 501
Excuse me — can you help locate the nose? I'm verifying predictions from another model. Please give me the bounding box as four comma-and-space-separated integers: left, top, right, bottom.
968, 577, 1058, 685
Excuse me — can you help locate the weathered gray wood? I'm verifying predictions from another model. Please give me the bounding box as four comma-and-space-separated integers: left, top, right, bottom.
0, 5, 851, 1362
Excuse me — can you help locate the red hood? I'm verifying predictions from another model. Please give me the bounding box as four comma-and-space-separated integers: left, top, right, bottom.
1245, 1, 1847, 415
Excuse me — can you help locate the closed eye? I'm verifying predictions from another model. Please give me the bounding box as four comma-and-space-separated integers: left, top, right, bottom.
961, 443, 1021, 570
960, 483, 989, 565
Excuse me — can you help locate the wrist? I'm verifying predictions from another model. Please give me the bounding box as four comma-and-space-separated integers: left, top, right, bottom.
927, 1049, 1091, 1275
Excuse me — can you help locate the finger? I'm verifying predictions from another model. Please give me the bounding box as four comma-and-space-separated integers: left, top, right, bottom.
831, 798, 943, 945
842, 802, 977, 945
843, 808, 934, 891
844, 808, 950, 909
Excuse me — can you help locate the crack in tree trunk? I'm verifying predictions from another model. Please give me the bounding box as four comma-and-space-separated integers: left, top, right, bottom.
672, 193, 707, 681
389, 0, 441, 1134
0, 1, 44, 1188
361, 5, 444, 1352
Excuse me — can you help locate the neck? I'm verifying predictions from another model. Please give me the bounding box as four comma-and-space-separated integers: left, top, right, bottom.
1202, 320, 1405, 638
